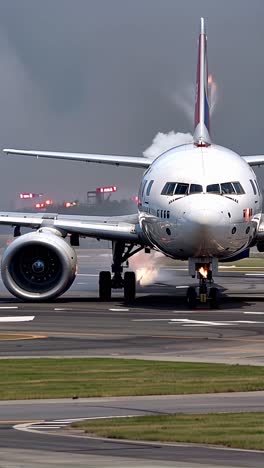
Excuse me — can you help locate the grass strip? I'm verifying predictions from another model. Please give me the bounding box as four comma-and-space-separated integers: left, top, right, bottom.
72, 413, 264, 450
1, 358, 264, 400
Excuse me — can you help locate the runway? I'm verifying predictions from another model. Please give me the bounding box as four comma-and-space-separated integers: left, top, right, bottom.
1, 249, 264, 466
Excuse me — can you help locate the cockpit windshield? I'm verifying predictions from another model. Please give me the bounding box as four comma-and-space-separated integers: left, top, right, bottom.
206, 181, 245, 195
161, 182, 203, 196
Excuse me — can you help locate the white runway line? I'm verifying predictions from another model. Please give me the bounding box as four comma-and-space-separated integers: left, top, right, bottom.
245, 273, 264, 276
244, 312, 264, 315
0, 316, 35, 322
77, 273, 99, 277
109, 308, 129, 312
0, 306, 18, 310
54, 308, 73, 311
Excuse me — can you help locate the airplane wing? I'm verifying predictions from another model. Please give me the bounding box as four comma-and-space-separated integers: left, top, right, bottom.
0, 212, 144, 243
3, 149, 151, 169
242, 155, 264, 166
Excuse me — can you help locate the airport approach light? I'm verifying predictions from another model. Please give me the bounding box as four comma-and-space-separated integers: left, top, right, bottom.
63, 201, 77, 208
19, 192, 43, 199
96, 186, 117, 193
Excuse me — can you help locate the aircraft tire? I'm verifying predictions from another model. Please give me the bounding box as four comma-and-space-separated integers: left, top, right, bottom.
99, 271, 112, 301
124, 271, 136, 303
209, 287, 219, 309
186, 286, 197, 309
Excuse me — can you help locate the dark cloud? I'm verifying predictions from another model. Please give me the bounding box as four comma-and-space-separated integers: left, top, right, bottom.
0, 0, 263, 209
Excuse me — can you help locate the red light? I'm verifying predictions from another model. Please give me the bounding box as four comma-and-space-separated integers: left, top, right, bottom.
19, 192, 34, 199
96, 186, 117, 193
45, 199, 53, 206
132, 196, 139, 202
35, 202, 45, 209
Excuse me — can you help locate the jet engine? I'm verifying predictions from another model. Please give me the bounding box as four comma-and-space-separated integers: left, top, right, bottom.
1, 230, 77, 301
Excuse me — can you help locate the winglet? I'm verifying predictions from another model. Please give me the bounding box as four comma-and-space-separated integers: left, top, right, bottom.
193, 17, 211, 146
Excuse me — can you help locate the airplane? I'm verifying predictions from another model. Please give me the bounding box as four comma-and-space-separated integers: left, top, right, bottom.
1, 17, 264, 307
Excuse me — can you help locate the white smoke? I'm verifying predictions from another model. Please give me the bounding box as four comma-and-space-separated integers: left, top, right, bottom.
130, 250, 165, 286
171, 76, 218, 124
143, 130, 193, 160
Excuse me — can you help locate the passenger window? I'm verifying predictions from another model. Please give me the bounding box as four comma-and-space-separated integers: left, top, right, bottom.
161, 182, 176, 195
160, 210, 163, 218
189, 184, 203, 194
157, 209, 159, 217
207, 184, 220, 193
220, 182, 236, 194
146, 180, 154, 196
167, 211, 170, 219
174, 183, 189, 195
232, 182, 245, 194
250, 179, 257, 195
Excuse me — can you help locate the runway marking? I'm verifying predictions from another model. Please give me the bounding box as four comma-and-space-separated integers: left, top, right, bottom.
0, 306, 18, 310
133, 318, 261, 327
162, 268, 188, 271
0, 420, 43, 424
14, 415, 136, 434
244, 312, 264, 315
0, 333, 47, 341
54, 308, 73, 311
0, 316, 35, 322
245, 273, 264, 276
175, 286, 188, 289
77, 273, 99, 277
171, 319, 259, 327
109, 308, 129, 312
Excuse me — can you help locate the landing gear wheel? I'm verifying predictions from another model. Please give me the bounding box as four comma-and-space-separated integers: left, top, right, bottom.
99, 271, 112, 301
186, 286, 197, 309
209, 287, 219, 309
124, 271, 136, 303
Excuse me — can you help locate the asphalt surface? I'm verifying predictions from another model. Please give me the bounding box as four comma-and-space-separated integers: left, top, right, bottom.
1, 249, 264, 467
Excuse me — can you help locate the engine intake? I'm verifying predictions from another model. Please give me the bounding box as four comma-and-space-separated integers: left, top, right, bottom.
1, 231, 77, 301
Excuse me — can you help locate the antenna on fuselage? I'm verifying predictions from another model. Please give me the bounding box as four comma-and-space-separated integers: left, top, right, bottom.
193, 17, 211, 147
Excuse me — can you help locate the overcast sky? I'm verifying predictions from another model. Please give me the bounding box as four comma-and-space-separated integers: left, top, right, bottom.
0, 0, 263, 209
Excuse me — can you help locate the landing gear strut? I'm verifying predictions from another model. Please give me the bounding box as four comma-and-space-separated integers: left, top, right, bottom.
98, 241, 143, 302
186, 260, 219, 309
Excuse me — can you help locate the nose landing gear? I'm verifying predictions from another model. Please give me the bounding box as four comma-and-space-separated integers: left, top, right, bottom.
187, 260, 219, 309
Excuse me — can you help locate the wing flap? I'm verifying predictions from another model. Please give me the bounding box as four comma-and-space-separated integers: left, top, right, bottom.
3, 149, 151, 169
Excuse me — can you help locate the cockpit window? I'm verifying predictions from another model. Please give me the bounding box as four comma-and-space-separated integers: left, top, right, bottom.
189, 184, 203, 194
146, 180, 154, 196
207, 184, 220, 194
207, 182, 245, 195
161, 182, 176, 195
250, 179, 257, 195
174, 183, 189, 195
232, 182, 245, 194
141, 179, 148, 197
254, 180, 261, 196
220, 182, 236, 194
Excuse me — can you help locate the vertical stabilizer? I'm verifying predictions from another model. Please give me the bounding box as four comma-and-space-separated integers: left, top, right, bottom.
193, 18, 211, 146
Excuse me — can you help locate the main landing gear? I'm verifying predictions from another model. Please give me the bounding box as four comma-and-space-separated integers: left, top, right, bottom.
99, 241, 143, 302
186, 261, 219, 309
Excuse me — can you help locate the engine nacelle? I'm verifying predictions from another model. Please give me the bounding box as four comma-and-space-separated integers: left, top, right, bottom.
1, 231, 77, 301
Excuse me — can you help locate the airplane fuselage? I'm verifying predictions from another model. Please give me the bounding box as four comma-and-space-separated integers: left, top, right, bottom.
138, 144, 261, 260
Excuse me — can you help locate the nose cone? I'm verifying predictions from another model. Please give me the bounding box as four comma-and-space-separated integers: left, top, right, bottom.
178, 195, 230, 256
186, 208, 224, 229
